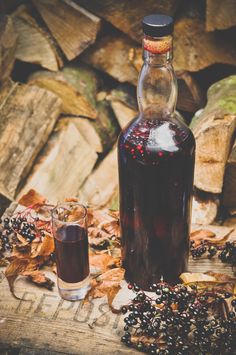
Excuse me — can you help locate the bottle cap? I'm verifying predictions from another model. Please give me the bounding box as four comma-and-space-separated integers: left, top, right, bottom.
142, 14, 174, 37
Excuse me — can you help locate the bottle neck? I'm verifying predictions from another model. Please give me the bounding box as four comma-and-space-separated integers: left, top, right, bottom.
137, 35, 177, 118
143, 34, 173, 64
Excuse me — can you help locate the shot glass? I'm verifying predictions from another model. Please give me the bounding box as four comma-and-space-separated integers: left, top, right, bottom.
51, 203, 90, 301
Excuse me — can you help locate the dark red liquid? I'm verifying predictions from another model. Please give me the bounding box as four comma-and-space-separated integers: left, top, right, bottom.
118, 115, 195, 290
55, 224, 89, 283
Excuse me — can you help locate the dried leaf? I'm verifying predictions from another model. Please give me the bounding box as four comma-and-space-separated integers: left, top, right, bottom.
108, 210, 119, 219
23, 270, 54, 290
102, 220, 120, 238
88, 268, 124, 307
89, 227, 110, 239
64, 197, 79, 203
0, 258, 9, 267
12, 243, 31, 259
31, 233, 54, 258
190, 229, 215, 240
180, 272, 216, 283
90, 253, 116, 274
206, 271, 236, 283
18, 189, 46, 208
87, 209, 113, 227
5, 259, 33, 297
180, 272, 236, 294
190, 227, 234, 246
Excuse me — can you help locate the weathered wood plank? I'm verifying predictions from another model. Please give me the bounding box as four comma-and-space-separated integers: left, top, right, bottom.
33, 0, 101, 60
18, 121, 98, 204
0, 84, 62, 203
206, 0, 236, 31
12, 5, 62, 71
79, 147, 118, 207
191, 76, 236, 194
0, 15, 17, 89
0, 226, 235, 353
75, 0, 180, 43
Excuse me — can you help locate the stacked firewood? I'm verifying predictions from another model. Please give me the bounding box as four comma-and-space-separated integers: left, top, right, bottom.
0, 0, 236, 225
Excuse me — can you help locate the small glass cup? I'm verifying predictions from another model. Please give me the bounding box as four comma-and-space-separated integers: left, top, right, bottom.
51, 203, 90, 301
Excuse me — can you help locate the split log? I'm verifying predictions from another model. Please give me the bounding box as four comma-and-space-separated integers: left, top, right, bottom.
65, 117, 103, 153
83, 35, 204, 113
18, 120, 98, 204
33, 0, 101, 60
206, 0, 236, 31
174, 8, 236, 72
191, 195, 218, 225
0, 83, 62, 204
106, 84, 137, 128
223, 141, 236, 208
75, 0, 180, 42
79, 147, 118, 207
28, 69, 97, 118
0, 15, 17, 89
12, 5, 62, 71
191, 75, 236, 194
29, 63, 120, 151
82, 34, 139, 86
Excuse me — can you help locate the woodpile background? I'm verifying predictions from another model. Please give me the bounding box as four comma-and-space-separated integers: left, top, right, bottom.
0, 0, 236, 226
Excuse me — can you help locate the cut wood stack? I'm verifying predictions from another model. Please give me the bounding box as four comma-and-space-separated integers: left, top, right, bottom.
0, 0, 235, 225
191, 75, 236, 224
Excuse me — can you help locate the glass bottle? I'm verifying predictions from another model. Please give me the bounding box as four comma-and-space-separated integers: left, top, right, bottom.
118, 14, 195, 290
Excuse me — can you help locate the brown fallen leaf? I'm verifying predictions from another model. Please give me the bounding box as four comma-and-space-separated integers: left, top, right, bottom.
23, 270, 54, 290
31, 233, 54, 258
108, 210, 119, 219
64, 197, 79, 203
0, 257, 9, 267
101, 220, 120, 238
180, 272, 216, 283
12, 243, 31, 259
190, 229, 216, 240
88, 268, 125, 307
89, 227, 111, 239
18, 189, 46, 208
180, 272, 236, 294
87, 208, 114, 227
89, 253, 118, 274
5, 258, 34, 297
206, 271, 236, 283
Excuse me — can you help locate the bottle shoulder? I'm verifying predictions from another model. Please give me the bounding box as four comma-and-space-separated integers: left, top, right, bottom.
119, 114, 195, 148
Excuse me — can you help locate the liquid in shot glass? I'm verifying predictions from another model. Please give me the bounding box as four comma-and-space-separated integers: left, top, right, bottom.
51, 203, 90, 301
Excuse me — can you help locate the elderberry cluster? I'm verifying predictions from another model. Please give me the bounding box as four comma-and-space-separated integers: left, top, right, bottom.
190, 240, 218, 259
219, 242, 236, 266
190, 240, 236, 269
0, 216, 38, 252
121, 282, 236, 354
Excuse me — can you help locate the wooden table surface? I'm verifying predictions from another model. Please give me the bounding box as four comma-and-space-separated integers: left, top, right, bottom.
0, 227, 235, 355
